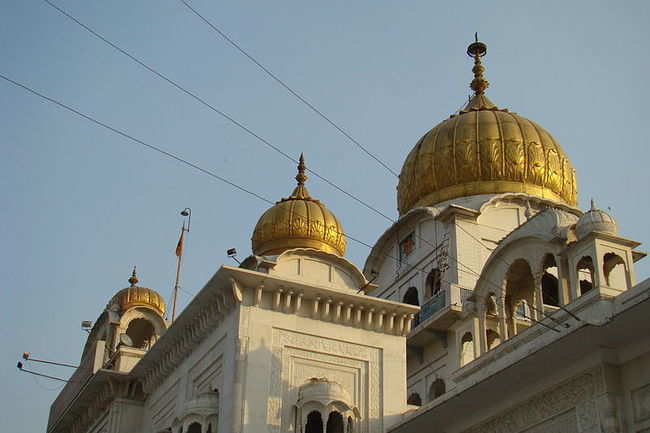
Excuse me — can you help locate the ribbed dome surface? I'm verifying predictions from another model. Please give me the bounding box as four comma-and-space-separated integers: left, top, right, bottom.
576, 201, 617, 239
110, 270, 166, 317
397, 94, 578, 215
251, 155, 346, 256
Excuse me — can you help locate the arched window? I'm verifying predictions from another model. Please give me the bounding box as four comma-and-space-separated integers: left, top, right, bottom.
305, 411, 323, 433
514, 300, 531, 320
542, 254, 560, 307
403, 287, 419, 306
576, 256, 594, 295
326, 411, 344, 433
485, 293, 498, 316
125, 318, 155, 349
486, 329, 501, 350
187, 423, 202, 433
428, 379, 445, 401
603, 253, 626, 288
425, 269, 442, 298
347, 417, 353, 433
460, 332, 475, 367
505, 259, 535, 337
407, 392, 422, 406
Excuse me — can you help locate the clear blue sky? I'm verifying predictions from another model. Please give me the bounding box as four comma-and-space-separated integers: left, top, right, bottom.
2, 1, 649, 431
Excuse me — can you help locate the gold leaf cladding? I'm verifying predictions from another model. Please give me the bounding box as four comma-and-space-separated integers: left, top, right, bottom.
479, 135, 502, 180
252, 195, 346, 257
547, 149, 561, 192
504, 138, 525, 182
527, 141, 545, 186
397, 99, 577, 214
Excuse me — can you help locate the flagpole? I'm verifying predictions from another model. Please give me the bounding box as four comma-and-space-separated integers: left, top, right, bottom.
171, 208, 191, 323
171, 224, 183, 322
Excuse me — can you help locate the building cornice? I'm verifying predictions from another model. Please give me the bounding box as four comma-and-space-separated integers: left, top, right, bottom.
225, 265, 419, 336
131, 266, 242, 392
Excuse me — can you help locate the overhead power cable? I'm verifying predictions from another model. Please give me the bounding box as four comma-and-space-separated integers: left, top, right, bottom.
2, 72, 476, 303
42, 0, 467, 281
43, 0, 395, 223
178, 0, 400, 178
0, 72, 274, 206
37, 2, 544, 304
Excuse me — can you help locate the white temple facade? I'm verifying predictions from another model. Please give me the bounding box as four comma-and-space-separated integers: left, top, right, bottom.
46, 40, 650, 433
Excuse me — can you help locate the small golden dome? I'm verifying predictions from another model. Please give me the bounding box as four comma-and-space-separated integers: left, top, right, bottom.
251, 154, 346, 256
110, 267, 166, 317
397, 39, 578, 215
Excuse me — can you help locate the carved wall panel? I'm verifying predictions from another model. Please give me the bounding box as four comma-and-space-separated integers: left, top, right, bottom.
149, 378, 180, 432
187, 337, 225, 398
268, 328, 382, 433
462, 367, 604, 433
632, 382, 650, 423
521, 409, 577, 433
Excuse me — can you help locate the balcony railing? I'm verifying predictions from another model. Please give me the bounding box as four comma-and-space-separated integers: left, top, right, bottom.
412, 285, 474, 329
414, 291, 446, 326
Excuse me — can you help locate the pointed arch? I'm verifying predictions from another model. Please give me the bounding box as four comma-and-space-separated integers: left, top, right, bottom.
403, 287, 420, 306
305, 411, 323, 433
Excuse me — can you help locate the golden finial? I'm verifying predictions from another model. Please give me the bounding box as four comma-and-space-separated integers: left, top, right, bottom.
128, 266, 138, 287
467, 33, 489, 95
285, 153, 312, 200
296, 153, 308, 186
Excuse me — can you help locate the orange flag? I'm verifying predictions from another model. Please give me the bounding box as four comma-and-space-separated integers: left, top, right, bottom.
175, 224, 185, 257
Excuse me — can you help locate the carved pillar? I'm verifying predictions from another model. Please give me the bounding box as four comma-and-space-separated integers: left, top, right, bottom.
477, 303, 487, 354
285, 290, 294, 311
345, 304, 353, 323
366, 308, 374, 328
274, 289, 283, 310
231, 337, 248, 433
533, 274, 544, 321
295, 293, 303, 312
335, 302, 343, 322
404, 313, 414, 335
355, 306, 364, 325
313, 296, 321, 318
556, 255, 571, 305
323, 298, 332, 319
377, 310, 385, 330
497, 295, 509, 341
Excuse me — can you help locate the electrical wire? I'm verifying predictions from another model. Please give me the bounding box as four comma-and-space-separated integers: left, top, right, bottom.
0, 72, 421, 276
23, 2, 556, 310
0, 73, 274, 207
43, 0, 491, 278
42, 0, 395, 223
178, 0, 400, 178
32, 374, 66, 391
1, 70, 489, 314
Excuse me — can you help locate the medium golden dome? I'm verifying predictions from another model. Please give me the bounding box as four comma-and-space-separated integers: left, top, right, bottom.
251, 155, 346, 256
110, 268, 166, 317
397, 40, 577, 215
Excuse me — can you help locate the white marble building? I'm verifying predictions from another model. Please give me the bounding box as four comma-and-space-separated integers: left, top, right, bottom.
46, 40, 650, 433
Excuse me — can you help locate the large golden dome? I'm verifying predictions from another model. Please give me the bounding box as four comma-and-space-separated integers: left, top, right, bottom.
110, 268, 166, 317
397, 40, 577, 215
251, 155, 346, 256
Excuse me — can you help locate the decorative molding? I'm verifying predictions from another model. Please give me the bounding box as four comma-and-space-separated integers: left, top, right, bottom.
139, 287, 239, 393
268, 328, 382, 433
462, 366, 604, 433
632, 382, 650, 423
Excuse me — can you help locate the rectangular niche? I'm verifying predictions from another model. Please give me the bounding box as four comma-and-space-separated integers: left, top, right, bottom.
268, 328, 382, 433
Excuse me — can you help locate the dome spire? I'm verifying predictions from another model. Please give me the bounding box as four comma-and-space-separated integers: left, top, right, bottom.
290, 153, 311, 200
467, 33, 489, 95
128, 266, 138, 287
